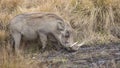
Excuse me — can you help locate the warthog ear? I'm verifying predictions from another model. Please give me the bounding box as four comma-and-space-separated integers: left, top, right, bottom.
57, 22, 65, 31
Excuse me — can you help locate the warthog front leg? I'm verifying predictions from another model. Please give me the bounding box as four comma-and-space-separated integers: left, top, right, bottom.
12, 32, 21, 52
39, 33, 47, 52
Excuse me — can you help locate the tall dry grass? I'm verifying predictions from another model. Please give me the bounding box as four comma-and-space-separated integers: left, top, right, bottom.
0, 0, 120, 68
0, 0, 119, 44
0, 45, 44, 68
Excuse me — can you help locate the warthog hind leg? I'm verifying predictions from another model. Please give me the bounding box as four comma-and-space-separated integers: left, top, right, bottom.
12, 32, 21, 52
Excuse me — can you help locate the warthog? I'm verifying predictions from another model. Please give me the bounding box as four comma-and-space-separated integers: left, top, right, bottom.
9, 12, 83, 52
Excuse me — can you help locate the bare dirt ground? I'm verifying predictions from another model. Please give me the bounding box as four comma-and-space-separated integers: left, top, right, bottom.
33, 43, 120, 68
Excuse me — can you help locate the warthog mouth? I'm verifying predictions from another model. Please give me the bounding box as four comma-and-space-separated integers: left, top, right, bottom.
65, 41, 85, 52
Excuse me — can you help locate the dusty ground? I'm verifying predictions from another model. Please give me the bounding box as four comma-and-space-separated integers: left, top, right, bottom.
32, 43, 120, 68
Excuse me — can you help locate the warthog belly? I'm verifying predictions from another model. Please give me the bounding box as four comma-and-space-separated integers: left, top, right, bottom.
21, 26, 38, 40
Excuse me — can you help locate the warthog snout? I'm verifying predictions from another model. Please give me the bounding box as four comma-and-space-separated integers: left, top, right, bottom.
65, 41, 85, 52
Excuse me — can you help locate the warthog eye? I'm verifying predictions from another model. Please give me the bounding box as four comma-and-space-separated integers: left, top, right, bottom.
57, 22, 64, 31
65, 31, 70, 38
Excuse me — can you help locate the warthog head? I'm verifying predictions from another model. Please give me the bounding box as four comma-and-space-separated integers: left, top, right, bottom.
56, 21, 80, 51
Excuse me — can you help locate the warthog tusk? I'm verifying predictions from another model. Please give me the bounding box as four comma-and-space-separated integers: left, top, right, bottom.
77, 41, 85, 47
70, 42, 78, 47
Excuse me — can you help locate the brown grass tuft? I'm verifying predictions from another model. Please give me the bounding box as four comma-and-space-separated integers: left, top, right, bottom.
0, 46, 41, 68
0, 0, 120, 67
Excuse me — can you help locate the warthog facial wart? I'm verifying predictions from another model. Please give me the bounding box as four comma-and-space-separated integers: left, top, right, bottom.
9, 12, 84, 52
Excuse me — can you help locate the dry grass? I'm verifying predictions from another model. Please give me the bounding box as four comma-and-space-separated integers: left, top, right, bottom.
0, 0, 120, 68
0, 0, 119, 44
0, 45, 43, 68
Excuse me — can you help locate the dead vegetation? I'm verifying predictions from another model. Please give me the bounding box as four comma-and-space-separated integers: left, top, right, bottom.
0, 0, 120, 68
0, 0, 119, 44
